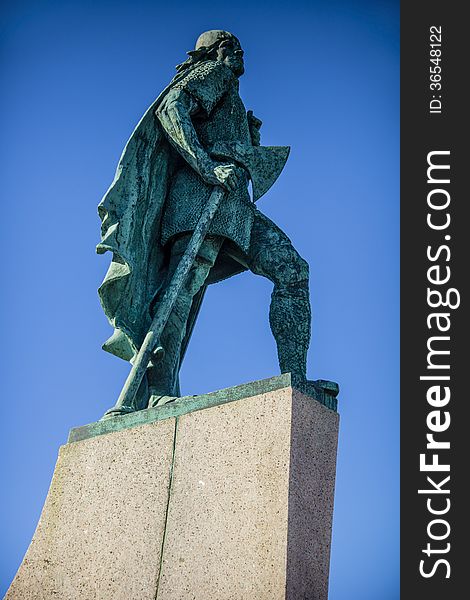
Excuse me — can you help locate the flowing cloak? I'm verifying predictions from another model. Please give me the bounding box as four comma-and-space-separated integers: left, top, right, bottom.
96, 64, 246, 370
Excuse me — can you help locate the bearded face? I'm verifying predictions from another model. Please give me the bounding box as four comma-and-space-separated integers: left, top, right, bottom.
216, 38, 245, 77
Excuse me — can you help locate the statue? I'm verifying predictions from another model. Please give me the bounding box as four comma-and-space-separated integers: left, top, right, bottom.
97, 30, 338, 418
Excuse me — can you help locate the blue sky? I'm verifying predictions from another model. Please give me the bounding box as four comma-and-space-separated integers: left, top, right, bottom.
0, 1, 399, 597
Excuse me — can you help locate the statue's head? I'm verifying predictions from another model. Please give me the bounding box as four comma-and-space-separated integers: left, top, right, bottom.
176, 30, 244, 77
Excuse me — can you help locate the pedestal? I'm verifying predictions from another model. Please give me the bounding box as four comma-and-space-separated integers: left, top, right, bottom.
6, 374, 339, 600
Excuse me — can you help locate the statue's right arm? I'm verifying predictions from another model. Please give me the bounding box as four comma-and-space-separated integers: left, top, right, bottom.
156, 89, 239, 191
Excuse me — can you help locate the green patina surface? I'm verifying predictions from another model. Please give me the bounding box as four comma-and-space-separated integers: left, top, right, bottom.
96, 29, 337, 419
68, 374, 338, 444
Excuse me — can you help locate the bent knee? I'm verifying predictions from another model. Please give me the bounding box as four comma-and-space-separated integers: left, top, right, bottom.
254, 244, 309, 287
294, 255, 309, 281
281, 254, 309, 287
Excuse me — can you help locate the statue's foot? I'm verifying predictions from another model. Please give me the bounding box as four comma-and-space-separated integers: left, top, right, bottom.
148, 394, 178, 408
291, 376, 339, 411
100, 405, 136, 420
313, 379, 340, 397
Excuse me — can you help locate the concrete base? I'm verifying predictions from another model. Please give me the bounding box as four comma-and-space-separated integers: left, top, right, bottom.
6, 374, 339, 600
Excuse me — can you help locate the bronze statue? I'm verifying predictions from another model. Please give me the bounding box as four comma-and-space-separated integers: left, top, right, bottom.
97, 30, 338, 417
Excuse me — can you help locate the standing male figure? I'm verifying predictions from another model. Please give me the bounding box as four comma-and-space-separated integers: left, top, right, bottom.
98, 30, 319, 414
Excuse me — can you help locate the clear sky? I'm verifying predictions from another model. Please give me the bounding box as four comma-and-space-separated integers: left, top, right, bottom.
0, 0, 399, 597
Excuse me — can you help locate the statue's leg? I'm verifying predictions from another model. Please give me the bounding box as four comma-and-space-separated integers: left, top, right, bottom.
246, 212, 311, 384
147, 234, 222, 400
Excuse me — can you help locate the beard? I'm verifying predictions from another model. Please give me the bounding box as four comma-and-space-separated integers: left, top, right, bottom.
226, 57, 245, 77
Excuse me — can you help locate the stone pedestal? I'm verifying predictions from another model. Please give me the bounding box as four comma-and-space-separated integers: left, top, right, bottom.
6, 374, 339, 600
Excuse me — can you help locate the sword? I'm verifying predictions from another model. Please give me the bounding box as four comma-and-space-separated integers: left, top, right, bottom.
102, 143, 289, 418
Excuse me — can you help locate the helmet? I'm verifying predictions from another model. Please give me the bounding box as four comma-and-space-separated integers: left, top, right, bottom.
195, 30, 239, 50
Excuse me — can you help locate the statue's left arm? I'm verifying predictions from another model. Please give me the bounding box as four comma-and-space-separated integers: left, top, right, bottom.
156, 88, 240, 192
156, 62, 244, 191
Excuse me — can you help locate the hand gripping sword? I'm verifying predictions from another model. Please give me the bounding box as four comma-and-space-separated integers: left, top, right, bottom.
102, 142, 289, 419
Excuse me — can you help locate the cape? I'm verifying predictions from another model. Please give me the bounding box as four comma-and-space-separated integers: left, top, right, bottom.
96, 65, 246, 373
